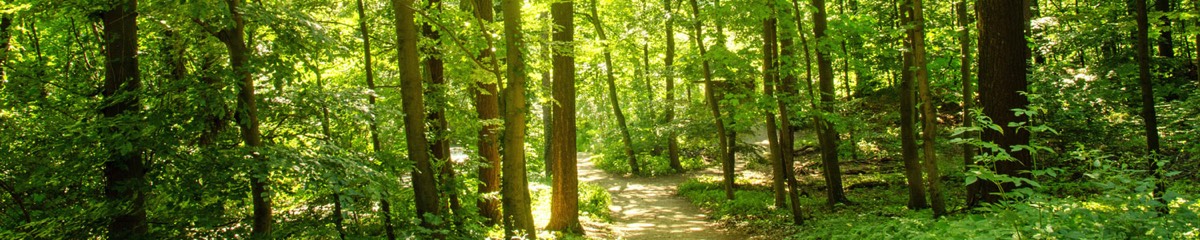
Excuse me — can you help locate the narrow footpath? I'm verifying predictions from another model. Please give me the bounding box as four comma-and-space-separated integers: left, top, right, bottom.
578, 153, 746, 240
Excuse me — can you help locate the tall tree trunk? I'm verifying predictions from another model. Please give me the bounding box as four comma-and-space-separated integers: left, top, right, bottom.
101, 1, 147, 238
209, 0, 274, 235
546, 1, 582, 233
898, 0, 927, 211
314, 69, 348, 240
778, 2, 806, 224
909, 0, 946, 218
0, 15, 11, 86
466, 0, 503, 226
955, 0, 976, 174
972, 0, 1031, 206
1156, 0, 1174, 58
689, 0, 735, 200
810, 0, 850, 208
421, 0, 462, 228
664, 0, 682, 172
762, 4, 786, 208
1135, 0, 1166, 204
589, 0, 639, 175
501, 0, 537, 236
354, 0, 396, 237
392, 0, 442, 233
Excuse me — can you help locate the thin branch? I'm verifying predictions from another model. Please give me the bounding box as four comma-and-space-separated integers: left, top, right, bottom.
409, 5, 501, 75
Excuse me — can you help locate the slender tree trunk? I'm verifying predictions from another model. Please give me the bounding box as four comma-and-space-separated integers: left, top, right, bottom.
466, 0, 503, 226
589, 0, 639, 175
542, 13, 555, 179
972, 0, 1031, 206
810, 0, 850, 208
777, 2, 806, 224
689, 0, 735, 200
1157, 0, 1174, 58
1195, 0, 1200, 85
909, 0, 946, 218
0, 15, 11, 86
1135, 0, 1166, 204
501, 0, 537, 236
898, 0, 927, 211
314, 70, 347, 240
101, 1, 147, 238
546, 1, 582, 233
955, 0, 976, 174
664, 0, 682, 172
762, 5, 786, 208
421, 0, 462, 228
355, 0, 396, 237
210, 0, 274, 235
791, 0, 815, 104
393, 0, 442, 232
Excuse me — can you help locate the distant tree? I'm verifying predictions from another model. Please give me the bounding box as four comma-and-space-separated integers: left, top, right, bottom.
587, 0, 639, 175
354, 0, 397, 238
898, 0, 927, 211
466, 0, 504, 227
421, 0, 463, 227
688, 0, 735, 200
663, 0, 682, 172
100, 0, 147, 238
1135, 0, 1166, 203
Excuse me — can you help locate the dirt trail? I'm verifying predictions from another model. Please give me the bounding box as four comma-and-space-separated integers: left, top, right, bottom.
578, 153, 746, 240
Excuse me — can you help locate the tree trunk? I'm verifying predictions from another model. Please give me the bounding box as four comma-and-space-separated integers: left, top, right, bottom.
777, 2, 806, 224
664, 0, 682, 172
689, 0, 735, 200
392, 0, 442, 232
1156, 0, 1174, 58
762, 5, 785, 208
0, 15, 11, 86
898, 0, 927, 211
546, 1, 582, 233
810, 0, 850, 208
1135, 0, 1166, 204
589, 0, 639, 175
464, 0, 503, 227
909, 0, 946, 218
209, 0, 274, 236
955, 0, 976, 176
355, 0, 396, 237
101, 1, 147, 238
421, 0, 462, 228
972, 0, 1030, 206
500, 0, 537, 236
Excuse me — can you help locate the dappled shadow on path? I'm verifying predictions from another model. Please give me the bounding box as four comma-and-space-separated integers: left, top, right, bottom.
579, 153, 746, 240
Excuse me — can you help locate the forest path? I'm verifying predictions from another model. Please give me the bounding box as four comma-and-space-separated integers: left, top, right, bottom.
578, 153, 746, 240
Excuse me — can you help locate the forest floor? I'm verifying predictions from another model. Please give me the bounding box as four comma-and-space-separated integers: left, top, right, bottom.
578, 152, 749, 240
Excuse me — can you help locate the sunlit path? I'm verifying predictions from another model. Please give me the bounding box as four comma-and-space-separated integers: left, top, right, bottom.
577, 153, 745, 240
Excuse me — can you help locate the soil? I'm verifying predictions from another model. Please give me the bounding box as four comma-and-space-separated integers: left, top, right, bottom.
578, 153, 747, 240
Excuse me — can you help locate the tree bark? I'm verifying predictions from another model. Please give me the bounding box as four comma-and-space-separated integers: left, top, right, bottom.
810, 0, 849, 208
689, 0, 735, 200
546, 1, 582, 233
500, 0, 537, 236
762, 4, 785, 208
421, 0, 462, 228
464, 0, 503, 227
1135, 0, 1166, 203
898, 0, 927, 211
392, 0, 442, 232
909, 0, 946, 218
101, 1, 147, 238
588, 0, 639, 175
663, 0, 682, 172
1156, 0, 1174, 58
972, 0, 1030, 206
777, 1, 806, 224
955, 0, 976, 176
208, 0, 274, 236
354, 0, 396, 237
